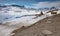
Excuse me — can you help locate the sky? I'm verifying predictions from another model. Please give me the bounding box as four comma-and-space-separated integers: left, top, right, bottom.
0, 0, 60, 9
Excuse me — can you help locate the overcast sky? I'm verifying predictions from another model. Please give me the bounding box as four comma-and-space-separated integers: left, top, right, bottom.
0, 0, 60, 9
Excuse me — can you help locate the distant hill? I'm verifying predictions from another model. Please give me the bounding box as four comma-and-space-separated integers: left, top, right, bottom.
0, 4, 25, 9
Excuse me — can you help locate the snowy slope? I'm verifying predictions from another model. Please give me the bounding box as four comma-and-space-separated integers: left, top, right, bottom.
0, 5, 60, 26
0, 5, 60, 36
0, 6, 40, 24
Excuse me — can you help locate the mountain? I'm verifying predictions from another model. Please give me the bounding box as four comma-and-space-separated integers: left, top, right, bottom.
38, 6, 59, 11
0, 4, 25, 9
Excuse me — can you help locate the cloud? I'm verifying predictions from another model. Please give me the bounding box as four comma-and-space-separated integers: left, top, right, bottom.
33, 1, 60, 9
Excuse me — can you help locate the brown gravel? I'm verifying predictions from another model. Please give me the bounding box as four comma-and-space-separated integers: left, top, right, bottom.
13, 14, 60, 36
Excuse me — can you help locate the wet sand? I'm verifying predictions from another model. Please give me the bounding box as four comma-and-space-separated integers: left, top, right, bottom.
13, 14, 60, 36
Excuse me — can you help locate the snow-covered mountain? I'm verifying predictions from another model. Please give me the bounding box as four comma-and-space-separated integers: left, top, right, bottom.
0, 4, 60, 26
0, 5, 41, 23
0, 5, 60, 36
